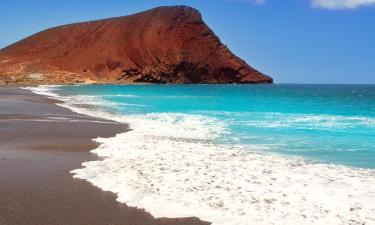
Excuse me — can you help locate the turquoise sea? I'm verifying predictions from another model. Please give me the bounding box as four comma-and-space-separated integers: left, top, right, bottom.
56, 84, 375, 168
30, 84, 375, 225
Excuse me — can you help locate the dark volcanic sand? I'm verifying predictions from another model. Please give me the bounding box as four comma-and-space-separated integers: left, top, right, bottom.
0, 88, 209, 225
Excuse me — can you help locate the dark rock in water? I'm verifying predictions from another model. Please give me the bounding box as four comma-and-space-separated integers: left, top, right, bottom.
0, 6, 272, 85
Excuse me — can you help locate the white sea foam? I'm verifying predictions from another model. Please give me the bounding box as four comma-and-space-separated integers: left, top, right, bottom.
203, 111, 375, 129
27, 85, 375, 225
102, 94, 140, 98
22, 85, 62, 98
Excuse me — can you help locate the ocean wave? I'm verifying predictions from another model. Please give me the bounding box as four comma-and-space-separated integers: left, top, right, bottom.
201, 111, 375, 129
24, 86, 145, 109
92, 94, 140, 98
72, 134, 375, 225
27, 85, 375, 225
22, 85, 62, 98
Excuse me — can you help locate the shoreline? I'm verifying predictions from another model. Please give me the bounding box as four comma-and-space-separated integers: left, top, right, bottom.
0, 87, 209, 225
3, 85, 375, 224
44, 85, 375, 225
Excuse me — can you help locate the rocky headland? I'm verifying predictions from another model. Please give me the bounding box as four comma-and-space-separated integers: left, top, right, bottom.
0, 6, 272, 85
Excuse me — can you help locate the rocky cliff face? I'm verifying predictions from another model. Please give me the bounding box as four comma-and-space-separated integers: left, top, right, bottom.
0, 6, 272, 85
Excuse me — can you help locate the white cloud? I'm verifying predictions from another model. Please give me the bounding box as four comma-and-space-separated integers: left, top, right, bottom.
312, 0, 375, 9
228, 0, 375, 9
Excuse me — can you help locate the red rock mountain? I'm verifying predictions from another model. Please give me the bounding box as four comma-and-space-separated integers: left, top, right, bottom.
0, 6, 272, 85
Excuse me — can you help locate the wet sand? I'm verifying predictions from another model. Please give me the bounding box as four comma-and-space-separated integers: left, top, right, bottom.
0, 87, 209, 225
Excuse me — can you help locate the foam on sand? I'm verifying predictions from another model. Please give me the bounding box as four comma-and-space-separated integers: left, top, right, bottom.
28, 85, 375, 225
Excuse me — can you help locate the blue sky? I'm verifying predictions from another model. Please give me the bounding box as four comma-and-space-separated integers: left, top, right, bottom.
0, 0, 374, 84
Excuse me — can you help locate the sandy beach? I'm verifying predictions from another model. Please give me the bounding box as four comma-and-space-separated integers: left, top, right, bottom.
0, 87, 209, 225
